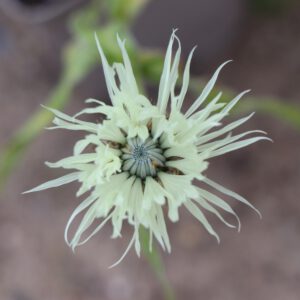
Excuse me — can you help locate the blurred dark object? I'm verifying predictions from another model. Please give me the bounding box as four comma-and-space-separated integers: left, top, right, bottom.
18, 0, 48, 7
249, 0, 297, 15
0, 0, 86, 24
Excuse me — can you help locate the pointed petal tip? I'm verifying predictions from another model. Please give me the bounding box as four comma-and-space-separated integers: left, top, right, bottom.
108, 263, 116, 270
94, 32, 103, 52
169, 28, 179, 42
259, 136, 273, 143
22, 189, 31, 195
172, 28, 179, 34
220, 60, 232, 70
191, 45, 197, 52
40, 104, 53, 113
94, 31, 98, 40
257, 210, 263, 220
237, 216, 241, 232
251, 205, 262, 219
241, 89, 251, 96
108, 231, 136, 269
116, 33, 125, 44
227, 223, 237, 229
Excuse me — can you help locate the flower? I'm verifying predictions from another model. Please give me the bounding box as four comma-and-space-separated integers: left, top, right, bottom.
24, 31, 269, 267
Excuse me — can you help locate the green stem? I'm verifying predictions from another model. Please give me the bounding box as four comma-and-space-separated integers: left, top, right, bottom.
0, 75, 75, 188
189, 77, 300, 131
139, 227, 176, 300
236, 96, 300, 130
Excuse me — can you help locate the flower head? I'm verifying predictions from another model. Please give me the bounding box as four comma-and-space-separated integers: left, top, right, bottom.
25, 31, 269, 266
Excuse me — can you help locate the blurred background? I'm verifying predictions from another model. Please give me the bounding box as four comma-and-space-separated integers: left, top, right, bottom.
0, 0, 300, 299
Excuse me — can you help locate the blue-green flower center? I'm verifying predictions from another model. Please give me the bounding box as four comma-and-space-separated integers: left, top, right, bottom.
121, 137, 165, 178
132, 144, 149, 162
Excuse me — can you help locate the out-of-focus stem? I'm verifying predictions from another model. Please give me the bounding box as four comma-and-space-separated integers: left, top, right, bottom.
140, 227, 176, 300
0, 75, 75, 188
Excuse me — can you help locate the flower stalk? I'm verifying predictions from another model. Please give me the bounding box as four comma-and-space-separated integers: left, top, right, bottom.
140, 226, 176, 300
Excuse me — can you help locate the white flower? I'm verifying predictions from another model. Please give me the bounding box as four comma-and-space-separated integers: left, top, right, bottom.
25, 31, 269, 267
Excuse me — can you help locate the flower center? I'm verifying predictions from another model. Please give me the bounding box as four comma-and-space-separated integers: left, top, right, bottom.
121, 137, 165, 178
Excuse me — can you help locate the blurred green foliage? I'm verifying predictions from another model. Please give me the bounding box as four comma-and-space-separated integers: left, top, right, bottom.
106, 0, 149, 23
249, 0, 297, 15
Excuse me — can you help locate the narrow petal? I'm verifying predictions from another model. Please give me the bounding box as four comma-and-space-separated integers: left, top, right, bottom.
95, 33, 119, 103
143, 177, 168, 209
64, 195, 98, 245
46, 153, 97, 169
74, 135, 99, 155
197, 130, 267, 153
208, 136, 271, 158
70, 204, 97, 250
116, 35, 139, 96
188, 92, 223, 123
156, 206, 171, 252
77, 211, 114, 246
203, 177, 262, 217
23, 172, 80, 194
157, 30, 179, 114
196, 113, 255, 145
184, 199, 220, 243
176, 46, 196, 110
196, 187, 241, 231
185, 60, 232, 118
44, 106, 97, 130
109, 229, 137, 268
193, 197, 236, 229
220, 90, 250, 116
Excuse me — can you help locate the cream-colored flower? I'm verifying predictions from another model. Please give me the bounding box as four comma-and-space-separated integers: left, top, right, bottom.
25, 31, 269, 267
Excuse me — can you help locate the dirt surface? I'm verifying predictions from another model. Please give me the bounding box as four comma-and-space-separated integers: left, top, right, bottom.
0, 2, 300, 300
